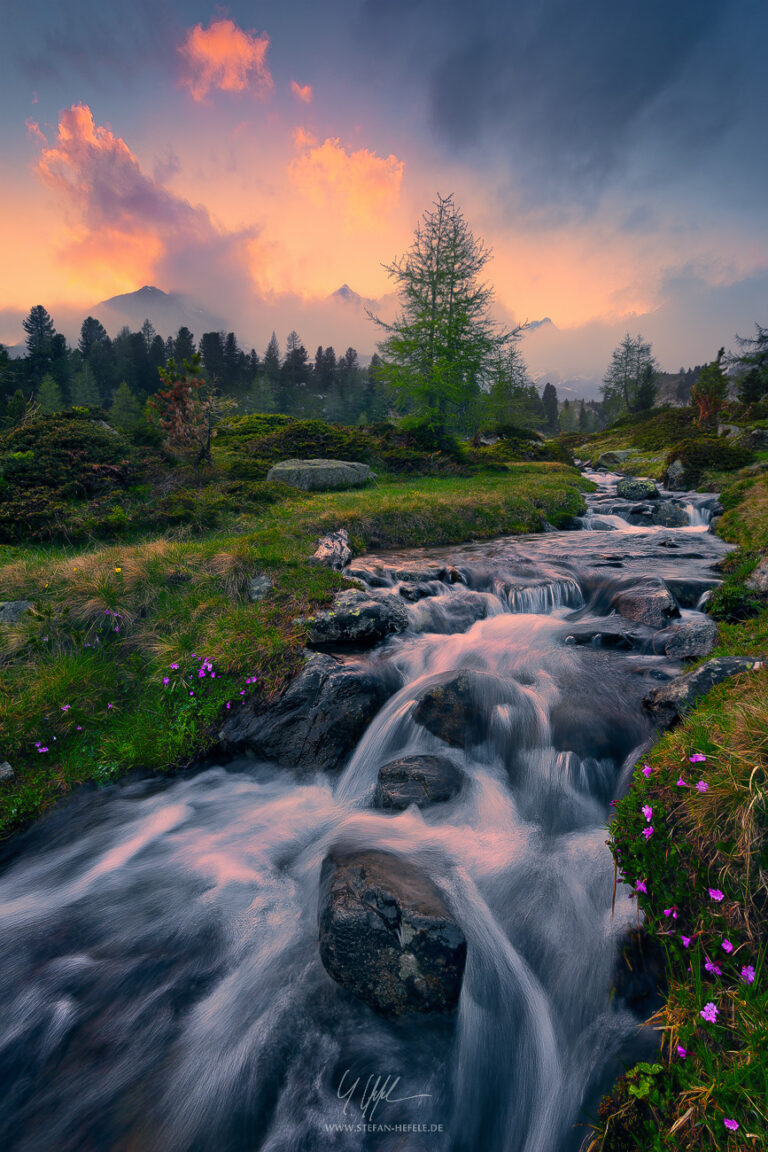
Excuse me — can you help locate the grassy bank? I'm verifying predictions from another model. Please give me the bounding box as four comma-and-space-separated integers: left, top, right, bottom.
592, 469, 768, 1150
0, 458, 589, 840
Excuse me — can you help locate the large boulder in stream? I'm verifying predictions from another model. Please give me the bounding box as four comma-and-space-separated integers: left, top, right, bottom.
644, 656, 766, 727
410, 670, 538, 757
218, 653, 389, 774
306, 589, 409, 648
612, 578, 680, 629
616, 477, 658, 500
318, 849, 467, 1015
374, 755, 464, 810
652, 501, 689, 528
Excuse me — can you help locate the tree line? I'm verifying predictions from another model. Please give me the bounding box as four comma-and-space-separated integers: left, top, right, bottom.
3, 193, 766, 438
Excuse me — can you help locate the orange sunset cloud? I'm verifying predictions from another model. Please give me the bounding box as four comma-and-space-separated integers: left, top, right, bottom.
179, 18, 272, 102
290, 81, 313, 104
30, 104, 257, 302
289, 136, 404, 225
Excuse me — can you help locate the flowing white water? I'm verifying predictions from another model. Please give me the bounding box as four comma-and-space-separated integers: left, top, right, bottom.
0, 475, 731, 1152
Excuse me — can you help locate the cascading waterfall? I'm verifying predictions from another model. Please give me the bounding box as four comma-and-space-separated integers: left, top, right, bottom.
0, 473, 731, 1152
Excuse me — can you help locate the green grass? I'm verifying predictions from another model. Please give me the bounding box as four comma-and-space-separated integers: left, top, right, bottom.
0, 463, 590, 839
592, 466, 768, 1151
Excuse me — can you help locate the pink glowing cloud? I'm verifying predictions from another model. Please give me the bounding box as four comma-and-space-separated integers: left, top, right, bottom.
179, 18, 272, 102
290, 80, 313, 104
31, 103, 258, 303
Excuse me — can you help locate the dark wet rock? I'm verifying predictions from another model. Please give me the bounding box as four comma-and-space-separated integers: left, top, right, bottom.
623, 503, 655, 526
247, 573, 273, 601
644, 656, 766, 727
664, 576, 720, 608
0, 600, 33, 624
412, 673, 479, 748
652, 501, 689, 528
267, 458, 372, 490
346, 565, 391, 588
318, 849, 466, 1015
745, 556, 768, 594
651, 616, 718, 659
398, 583, 438, 602
563, 623, 642, 651
612, 927, 667, 1017
309, 529, 352, 571
307, 589, 409, 648
748, 428, 768, 449
657, 539, 680, 549
0, 761, 14, 784
616, 477, 659, 500
612, 579, 680, 629
411, 670, 537, 753
374, 755, 464, 810
665, 458, 686, 489
218, 653, 389, 774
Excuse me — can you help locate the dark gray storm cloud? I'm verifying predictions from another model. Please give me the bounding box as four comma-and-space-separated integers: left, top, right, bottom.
358, 0, 766, 212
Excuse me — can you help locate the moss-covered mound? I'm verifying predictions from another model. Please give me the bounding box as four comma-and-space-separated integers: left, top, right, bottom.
665, 438, 754, 487
0, 411, 157, 543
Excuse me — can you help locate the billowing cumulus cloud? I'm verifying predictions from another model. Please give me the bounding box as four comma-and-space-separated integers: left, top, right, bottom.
289, 136, 404, 224
290, 80, 313, 104
31, 104, 258, 308
179, 18, 272, 102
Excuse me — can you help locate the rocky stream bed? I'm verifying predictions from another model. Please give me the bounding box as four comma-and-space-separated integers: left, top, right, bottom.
0, 470, 753, 1152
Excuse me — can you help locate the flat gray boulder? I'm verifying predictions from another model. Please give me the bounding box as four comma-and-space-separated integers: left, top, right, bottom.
616, 477, 659, 500
266, 459, 372, 491
218, 653, 389, 774
0, 761, 14, 784
307, 589, 409, 648
374, 755, 464, 809
0, 601, 33, 624
652, 616, 718, 659
612, 579, 680, 629
644, 656, 765, 727
318, 849, 466, 1015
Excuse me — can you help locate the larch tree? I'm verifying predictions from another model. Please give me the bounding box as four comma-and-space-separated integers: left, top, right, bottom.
369, 194, 517, 429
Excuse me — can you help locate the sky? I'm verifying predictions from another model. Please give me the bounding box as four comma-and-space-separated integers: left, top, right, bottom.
2, 0, 767, 392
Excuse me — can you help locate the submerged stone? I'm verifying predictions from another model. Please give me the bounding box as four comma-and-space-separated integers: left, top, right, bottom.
374, 755, 464, 809
318, 849, 467, 1015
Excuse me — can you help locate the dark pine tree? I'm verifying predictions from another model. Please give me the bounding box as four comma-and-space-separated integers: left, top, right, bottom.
22, 305, 56, 384
542, 382, 559, 432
